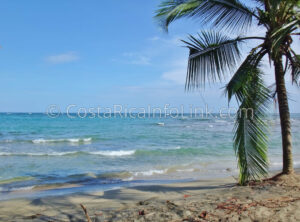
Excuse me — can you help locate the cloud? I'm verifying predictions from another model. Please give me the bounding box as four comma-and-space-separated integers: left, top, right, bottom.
162, 69, 187, 85
131, 56, 151, 65
148, 36, 160, 41
122, 52, 151, 65
45, 52, 79, 64
148, 35, 182, 46
161, 58, 188, 85
115, 35, 184, 67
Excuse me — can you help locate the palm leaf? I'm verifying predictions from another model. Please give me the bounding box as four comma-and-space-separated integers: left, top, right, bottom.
182, 31, 245, 90
226, 51, 265, 102
289, 54, 300, 86
155, 0, 201, 31
155, 0, 257, 32
270, 19, 299, 56
190, 0, 257, 32
226, 53, 270, 185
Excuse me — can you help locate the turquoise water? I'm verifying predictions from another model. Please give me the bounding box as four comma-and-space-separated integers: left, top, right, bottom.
0, 113, 299, 199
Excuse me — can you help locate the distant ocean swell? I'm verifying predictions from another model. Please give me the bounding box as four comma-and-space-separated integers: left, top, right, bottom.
0, 137, 93, 144
32, 137, 92, 144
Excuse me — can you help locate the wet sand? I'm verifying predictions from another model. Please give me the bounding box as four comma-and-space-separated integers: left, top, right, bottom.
1, 174, 300, 221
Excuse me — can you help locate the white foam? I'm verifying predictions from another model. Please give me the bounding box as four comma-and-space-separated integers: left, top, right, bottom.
271, 160, 300, 167
123, 176, 134, 181
89, 150, 136, 157
67, 139, 80, 143
271, 162, 282, 166
32, 139, 57, 143
133, 169, 166, 176
215, 120, 227, 123
48, 151, 79, 156
0, 150, 135, 157
0, 151, 77, 156
176, 168, 194, 172
9, 186, 35, 192
32, 138, 92, 144
157, 122, 165, 126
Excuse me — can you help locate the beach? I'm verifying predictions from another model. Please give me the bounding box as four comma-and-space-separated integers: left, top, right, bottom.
1, 114, 300, 221
1, 0, 299, 220
1, 173, 300, 221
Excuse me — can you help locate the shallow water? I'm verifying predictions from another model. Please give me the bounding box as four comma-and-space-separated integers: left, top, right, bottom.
0, 113, 299, 199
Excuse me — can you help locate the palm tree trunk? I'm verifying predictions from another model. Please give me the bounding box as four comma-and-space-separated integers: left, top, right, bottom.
274, 56, 294, 174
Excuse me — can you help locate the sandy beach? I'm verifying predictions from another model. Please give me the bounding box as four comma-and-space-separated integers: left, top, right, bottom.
0, 172, 300, 222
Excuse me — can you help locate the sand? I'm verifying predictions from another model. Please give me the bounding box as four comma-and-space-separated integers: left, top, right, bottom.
0, 175, 300, 222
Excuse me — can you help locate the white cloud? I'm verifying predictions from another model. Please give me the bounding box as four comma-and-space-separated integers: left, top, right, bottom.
131, 56, 151, 65
148, 35, 183, 46
148, 36, 160, 41
161, 58, 188, 85
122, 52, 151, 65
45, 52, 79, 64
162, 69, 186, 85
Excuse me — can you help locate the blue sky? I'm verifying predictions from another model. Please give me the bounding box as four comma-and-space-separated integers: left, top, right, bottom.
0, 0, 299, 113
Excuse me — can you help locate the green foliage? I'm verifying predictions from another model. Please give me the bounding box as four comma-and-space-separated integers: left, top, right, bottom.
155, 0, 256, 32
182, 32, 244, 89
155, 0, 201, 31
226, 53, 270, 184
289, 54, 300, 86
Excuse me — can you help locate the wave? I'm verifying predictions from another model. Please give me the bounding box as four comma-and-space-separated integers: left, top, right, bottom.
135, 147, 204, 156
133, 169, 167, 177
0, 137, 93, 144
0, 169, 168, 192
88, 150, 136, 156
0, 186, 35, 192
0, 150, 136, 157
0, 147, 206, 158
0, 176, 35, 185
32, 137, 92, 144
0, 151, 78, 156
271, 161, 300, 167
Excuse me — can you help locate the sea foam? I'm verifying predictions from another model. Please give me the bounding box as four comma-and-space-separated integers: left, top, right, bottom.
0, 150, 136, 157
89, 150, 136, 156
32, 138, 92, 144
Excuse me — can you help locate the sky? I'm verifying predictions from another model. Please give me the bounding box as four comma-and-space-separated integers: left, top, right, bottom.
0, 0, 299, 113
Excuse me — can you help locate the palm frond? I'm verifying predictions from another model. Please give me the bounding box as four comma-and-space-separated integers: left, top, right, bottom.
155, 0, 257, 32
226, 51, 265, 102
289, 54, 300, 86
226, 53, 271, 185
270, 20, 299, 56
190, 0, 257, 32
183, 31, 246, 90
154, 0, 201, 31
234, 97, 270, 185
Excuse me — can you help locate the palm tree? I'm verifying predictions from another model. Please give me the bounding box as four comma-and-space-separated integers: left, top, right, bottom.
155, 0, 299, 185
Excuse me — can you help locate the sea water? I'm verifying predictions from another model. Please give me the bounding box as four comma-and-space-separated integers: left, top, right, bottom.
0, 113, 299, 199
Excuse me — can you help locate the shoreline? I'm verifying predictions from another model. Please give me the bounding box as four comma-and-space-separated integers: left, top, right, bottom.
0, 177, 235, 221
1, 171, 300, 221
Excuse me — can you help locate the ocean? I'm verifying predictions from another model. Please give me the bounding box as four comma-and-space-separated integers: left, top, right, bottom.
0, 113, 299, 200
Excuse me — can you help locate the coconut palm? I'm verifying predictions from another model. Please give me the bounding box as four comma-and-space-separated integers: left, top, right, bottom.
155, 0, 300, 184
